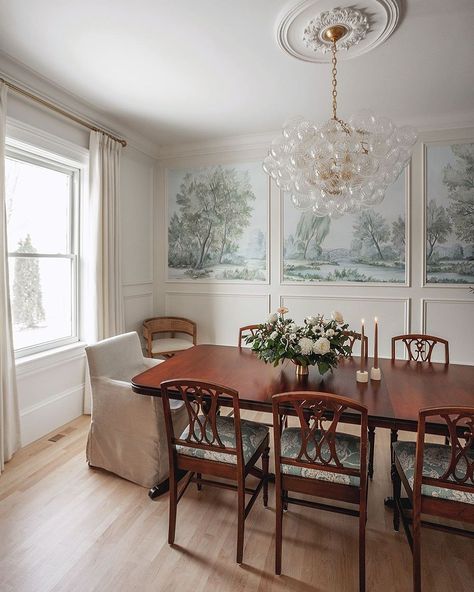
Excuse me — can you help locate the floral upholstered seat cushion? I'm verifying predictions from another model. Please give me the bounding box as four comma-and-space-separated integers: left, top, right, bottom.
279, 427, 362, 486
393, 441, 474, 505
177, 415, 269, 465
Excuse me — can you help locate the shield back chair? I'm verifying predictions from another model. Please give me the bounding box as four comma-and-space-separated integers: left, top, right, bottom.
391, 333, 449, 365
343, 330, 369, 360
238, 324, 260, 348
85, 332, 188, 489
391, 334, 450, 451
391, 406, 474, 592
161, 379, 270, 564
143, 316, 196, 358
272, 392, 369, 591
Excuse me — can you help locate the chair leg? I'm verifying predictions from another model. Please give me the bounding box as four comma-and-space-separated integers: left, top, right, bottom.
359, 503, 366, 592
391, 464, 401, 532
413, 508, 422, 592
236, 476, 246, 564
168, 471, 178, 545
390, 428, 398, 463
368, 426, 375, 480
275, 476, 283, 575
262, 447, 269, 507
196, 472, 202, 491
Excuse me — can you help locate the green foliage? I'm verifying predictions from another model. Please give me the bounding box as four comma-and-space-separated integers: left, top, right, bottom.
391, 215, 405, 259
443, 144, 474, 243
295, 213, 331, 260
168, 166, 257, 270
217, 267, 266, 281
353, 210, 390, 260
245, 310, 351, 375
12, 234, 45, 329
426, 199, 452, 261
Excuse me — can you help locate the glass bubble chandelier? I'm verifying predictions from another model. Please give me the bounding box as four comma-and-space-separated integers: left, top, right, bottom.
263, 11, 417, 217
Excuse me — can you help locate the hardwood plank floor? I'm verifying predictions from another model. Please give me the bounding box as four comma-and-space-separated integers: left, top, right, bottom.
0, 414, 472, 592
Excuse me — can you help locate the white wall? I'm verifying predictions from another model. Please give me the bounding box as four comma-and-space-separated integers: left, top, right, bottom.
155, 128, 474, 366
4, 91, 156, 446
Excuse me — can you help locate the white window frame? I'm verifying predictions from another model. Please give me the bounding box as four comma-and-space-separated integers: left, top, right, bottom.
5, 137, 83, 358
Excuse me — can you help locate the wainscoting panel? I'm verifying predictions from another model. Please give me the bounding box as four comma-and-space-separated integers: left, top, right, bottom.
422, 299, 474, 364
165, 292, 271, 346
281, 295, 410, 359
123, 288, 154, 334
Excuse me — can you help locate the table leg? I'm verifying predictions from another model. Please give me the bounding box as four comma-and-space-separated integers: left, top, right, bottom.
368, 426, 375, 480
148, 469, 188, 499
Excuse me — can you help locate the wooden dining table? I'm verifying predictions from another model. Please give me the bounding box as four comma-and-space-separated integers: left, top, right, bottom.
132, 344, 474, 497
132, 344, 474, 431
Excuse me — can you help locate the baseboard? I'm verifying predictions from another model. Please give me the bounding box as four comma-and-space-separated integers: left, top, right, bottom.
20, 383, 85, 446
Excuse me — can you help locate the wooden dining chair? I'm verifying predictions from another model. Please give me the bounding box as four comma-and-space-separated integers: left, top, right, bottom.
391, 334, 450, 451
391, 333, 449, 364
343, 330, 369, 360
161, 379, 270, 564
142, 316, 197, 358
272, 392, 369, 591
238, 324, 260, 347
391, 406, 474, 592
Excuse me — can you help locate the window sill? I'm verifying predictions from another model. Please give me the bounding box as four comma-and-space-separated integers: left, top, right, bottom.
16, 341, 87, 378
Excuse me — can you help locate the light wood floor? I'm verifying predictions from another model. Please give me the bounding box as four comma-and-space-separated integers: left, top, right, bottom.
0, 414, 472, 592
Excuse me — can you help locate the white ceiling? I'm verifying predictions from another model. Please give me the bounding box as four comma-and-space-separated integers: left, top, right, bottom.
1, 0, 473, 148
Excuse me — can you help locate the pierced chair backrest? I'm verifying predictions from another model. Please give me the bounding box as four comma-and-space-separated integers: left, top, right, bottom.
343, 330, 368, 360
161, 379, 244, 466
238, 324, 260, 347
391, 334, 449, 364
414, 407, 474, 502
272, 392, 368, 485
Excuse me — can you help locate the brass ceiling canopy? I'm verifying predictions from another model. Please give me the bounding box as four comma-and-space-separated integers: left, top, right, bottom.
321, 24, 349, 44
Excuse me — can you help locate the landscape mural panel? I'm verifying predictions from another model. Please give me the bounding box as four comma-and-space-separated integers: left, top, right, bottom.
167, 162, 268, 282
425, 143, 474, 285
283, 170, 407, 284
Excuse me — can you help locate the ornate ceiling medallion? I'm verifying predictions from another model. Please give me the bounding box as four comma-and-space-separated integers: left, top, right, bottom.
277, 0, 400, 63
303, 7, 369, 53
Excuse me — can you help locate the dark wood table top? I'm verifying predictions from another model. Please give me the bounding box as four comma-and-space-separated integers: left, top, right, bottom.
132, 344, 474, 431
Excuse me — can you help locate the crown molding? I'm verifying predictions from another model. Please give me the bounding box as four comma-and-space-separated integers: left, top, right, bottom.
0, 51, 160, 159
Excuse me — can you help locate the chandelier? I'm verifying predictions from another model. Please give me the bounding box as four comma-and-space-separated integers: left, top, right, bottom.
263, 7, 417, 217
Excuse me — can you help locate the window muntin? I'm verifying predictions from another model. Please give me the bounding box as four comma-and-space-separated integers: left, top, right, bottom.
5, 147, 79, 357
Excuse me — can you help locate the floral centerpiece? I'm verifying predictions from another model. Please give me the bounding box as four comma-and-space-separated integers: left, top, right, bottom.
245, 307, 351, 376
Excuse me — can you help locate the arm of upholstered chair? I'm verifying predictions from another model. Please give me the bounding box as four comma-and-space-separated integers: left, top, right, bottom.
87, 376, 186, 488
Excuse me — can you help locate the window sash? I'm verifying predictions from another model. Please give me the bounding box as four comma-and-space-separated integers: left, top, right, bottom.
5, 144, 81, 357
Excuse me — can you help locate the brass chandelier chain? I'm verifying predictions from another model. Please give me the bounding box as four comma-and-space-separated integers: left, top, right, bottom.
330, 39, 351, 134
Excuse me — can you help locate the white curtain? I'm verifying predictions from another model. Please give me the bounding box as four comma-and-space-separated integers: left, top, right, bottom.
84, 131, 124, 413
0, 82, 21, 471
87, 131, 124, 341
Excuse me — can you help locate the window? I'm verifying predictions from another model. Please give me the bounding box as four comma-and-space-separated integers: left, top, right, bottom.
5, 145, 80, 357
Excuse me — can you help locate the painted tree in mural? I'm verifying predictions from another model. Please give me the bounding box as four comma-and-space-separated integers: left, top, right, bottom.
295, 213, 331, 259
443, 144, 474, 243
426, 199, 452, 260
170, 166, 255, 270
353, 210, 390, 260
391, 215, 406, 260
12, 234, 45, 328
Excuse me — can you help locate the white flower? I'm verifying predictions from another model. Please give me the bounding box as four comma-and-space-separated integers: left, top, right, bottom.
267, 313, 278, 323
298, 337, 314, 356
270, 331, 279, 340
331, 310, 344, 324
314, 325, 322, 333
289, 333, 297, 341
306, 316, 318, 326
313, 337, 331, 355
326, 329, 335, 338
287, 323, 297, 332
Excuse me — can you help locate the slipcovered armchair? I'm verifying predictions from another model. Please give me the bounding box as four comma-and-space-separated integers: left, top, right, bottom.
85, 331, 188, 489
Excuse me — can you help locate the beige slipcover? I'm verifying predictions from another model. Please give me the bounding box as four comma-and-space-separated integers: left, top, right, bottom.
85, 331, 188, 488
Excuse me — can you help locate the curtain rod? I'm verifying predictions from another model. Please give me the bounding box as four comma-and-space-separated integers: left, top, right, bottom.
0, 77, 127, 147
